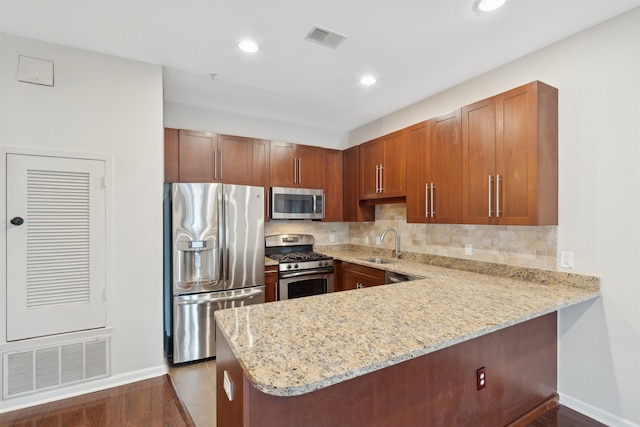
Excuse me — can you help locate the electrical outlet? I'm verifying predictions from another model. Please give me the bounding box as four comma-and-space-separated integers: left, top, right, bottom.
375, 236, 381, 246
476, 367, 486, 390
465, 244, 473, 256
364, 236, 369, 244
329, 234, 335, 243
560, 251, 574, 269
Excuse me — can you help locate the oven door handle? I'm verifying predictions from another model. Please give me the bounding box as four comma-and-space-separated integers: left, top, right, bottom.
280, 269, 333, 279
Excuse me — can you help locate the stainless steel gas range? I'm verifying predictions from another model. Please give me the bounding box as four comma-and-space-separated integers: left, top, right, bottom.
265, 234, 334, 300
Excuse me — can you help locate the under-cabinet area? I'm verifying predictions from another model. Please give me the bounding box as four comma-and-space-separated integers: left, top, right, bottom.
164, 81, 558, 226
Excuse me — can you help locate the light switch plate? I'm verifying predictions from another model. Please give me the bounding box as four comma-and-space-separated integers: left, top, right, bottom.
223, 370, 233, 401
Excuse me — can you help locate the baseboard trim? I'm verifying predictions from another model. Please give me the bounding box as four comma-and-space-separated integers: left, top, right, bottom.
560, 393, 639, 427
507, 393, 559, 426
0, 364, 167, 414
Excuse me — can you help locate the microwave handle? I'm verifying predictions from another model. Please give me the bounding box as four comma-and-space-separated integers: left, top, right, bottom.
312, 195, 317, 215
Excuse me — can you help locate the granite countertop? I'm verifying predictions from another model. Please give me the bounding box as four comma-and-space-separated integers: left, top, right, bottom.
265, 256, 279, 267
217, 247, 600, 398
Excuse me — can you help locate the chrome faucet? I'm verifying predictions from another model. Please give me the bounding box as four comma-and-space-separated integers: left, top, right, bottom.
380, 227, 401, 259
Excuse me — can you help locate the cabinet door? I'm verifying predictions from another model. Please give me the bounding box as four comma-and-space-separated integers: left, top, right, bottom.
297, 144, 324, 189
430, 110, 462, 224
269, 141, 296, 187
495, 84, 537, 225
380, 130, 407, 198
340, 269, 359, 291
164, 128, 180, 183
179, 130, 216, 182
252, 139, 270, 221
323, 149, 343, 222
406, 122, 431, 223
343, 147, 375, 222
340, 263, 385, 289
360, 139, 382, 200
265, 265, 278, 303
218, 134, 253, 185
462, 98, 496, 224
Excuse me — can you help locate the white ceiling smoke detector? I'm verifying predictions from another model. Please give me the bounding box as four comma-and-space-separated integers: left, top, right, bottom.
304, 26, 348, 49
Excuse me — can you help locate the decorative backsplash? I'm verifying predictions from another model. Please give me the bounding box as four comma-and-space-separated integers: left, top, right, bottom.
266, 203, 558, 270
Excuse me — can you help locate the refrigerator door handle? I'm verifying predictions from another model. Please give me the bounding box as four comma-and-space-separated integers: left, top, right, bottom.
176, 288, 264, 305
224, 192, 230, 281
218, 187, 224, 283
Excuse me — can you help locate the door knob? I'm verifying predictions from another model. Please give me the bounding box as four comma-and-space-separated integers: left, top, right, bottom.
10, 217, 24, 226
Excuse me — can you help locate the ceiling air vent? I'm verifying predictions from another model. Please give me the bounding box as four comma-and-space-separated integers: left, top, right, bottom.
304, 26, 347, 49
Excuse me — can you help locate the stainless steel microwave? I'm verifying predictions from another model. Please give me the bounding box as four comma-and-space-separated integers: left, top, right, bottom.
270, 187, 324, 220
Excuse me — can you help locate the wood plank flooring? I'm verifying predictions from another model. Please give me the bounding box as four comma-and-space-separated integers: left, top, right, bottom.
526, 404, 608, 427
0, 375, 194, 427
0, 365, 608, 426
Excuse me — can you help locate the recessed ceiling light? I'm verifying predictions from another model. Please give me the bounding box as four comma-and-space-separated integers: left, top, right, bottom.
473, 0, 507, 12
360, 75, 376, 86
239, 40, 259, 53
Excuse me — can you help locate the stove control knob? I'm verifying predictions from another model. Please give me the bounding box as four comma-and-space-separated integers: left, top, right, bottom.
318, 261, 323, 267
294, 264, 299, 269
287, 264, 292, 270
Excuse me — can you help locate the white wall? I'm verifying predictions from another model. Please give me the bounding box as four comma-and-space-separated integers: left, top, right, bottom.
0, 33, 165, 411
165, 100, 349, 149
350, 9, 640, 426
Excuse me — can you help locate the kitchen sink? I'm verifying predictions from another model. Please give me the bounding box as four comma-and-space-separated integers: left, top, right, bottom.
362, 257, 396, 264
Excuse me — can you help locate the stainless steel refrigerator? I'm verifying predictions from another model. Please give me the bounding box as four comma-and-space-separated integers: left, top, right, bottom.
169, 183, 265, 363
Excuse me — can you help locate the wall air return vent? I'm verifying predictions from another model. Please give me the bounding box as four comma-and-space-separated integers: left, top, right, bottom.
304, 26, 347, 49
3, 336, 110, 399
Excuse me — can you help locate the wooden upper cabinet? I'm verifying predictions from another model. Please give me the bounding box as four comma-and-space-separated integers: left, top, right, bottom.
406, 121, 431, 223
252, 139, 270, 221
359, 129, 407, 200
359, 138, 383, 200
381, 131, 407, 198
168, 130, 264, 188
178, 129, 217, 182
218, 134, 254, 185
343, 146, 375, 222
430, 110, 463, 223
323, 149, 344, 222
462, 81, 558, 225
269, 141, 324, 189
164, 128, 180, 183
406, 112, 462, 224
462, 97, 497, 225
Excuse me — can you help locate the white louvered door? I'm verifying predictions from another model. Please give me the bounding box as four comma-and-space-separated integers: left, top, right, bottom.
6, 154, 106, 341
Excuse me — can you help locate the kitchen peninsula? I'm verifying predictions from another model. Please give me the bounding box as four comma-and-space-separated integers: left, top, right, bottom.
215, 252, 599, 426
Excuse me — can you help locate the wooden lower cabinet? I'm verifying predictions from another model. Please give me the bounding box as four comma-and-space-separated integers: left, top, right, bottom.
337, 262, 385, 291
264, 265, 278, 303
217, 312, 558, 427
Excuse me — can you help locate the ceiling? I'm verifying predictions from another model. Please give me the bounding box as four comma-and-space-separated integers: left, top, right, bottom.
2, 1, 639, 132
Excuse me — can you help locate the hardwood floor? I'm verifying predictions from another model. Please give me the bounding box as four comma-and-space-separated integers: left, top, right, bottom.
0, 365, 608, 427
0, 375, 194, 427
526, 405, 608, 427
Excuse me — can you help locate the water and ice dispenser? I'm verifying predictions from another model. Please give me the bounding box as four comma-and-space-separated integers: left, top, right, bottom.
173, 237, 220, 294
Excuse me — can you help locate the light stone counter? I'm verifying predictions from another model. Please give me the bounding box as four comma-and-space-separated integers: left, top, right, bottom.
216, 247, 600, 398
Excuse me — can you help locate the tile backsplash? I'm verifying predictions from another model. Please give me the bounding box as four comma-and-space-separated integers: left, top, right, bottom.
265, 204, 558, 270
